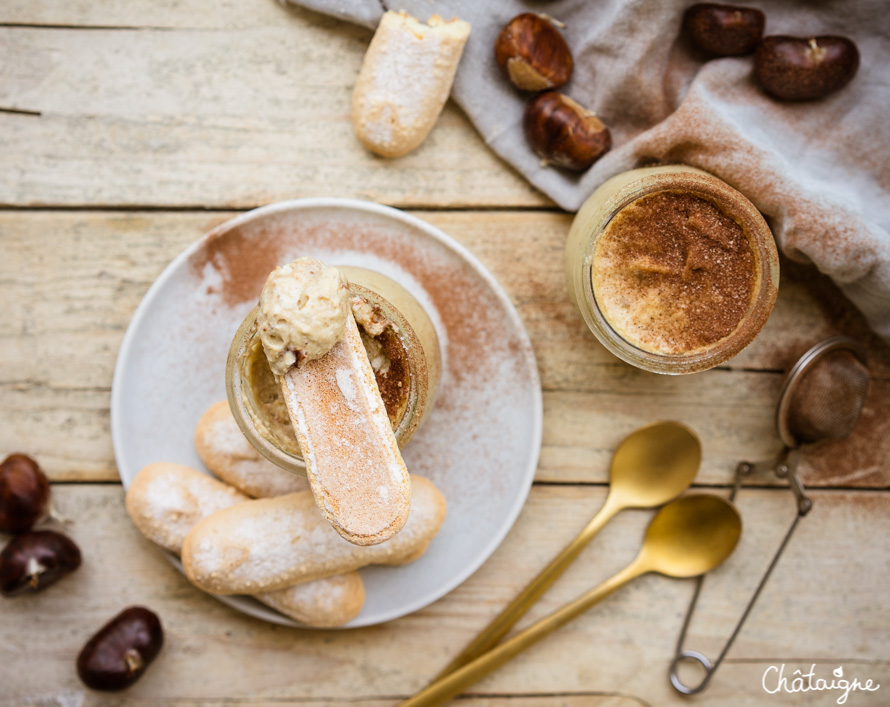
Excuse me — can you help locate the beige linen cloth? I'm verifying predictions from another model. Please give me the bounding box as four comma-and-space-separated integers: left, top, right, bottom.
283, 0, 890, 341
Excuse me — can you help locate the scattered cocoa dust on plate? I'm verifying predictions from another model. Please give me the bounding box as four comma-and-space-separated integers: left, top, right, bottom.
191, 222, 291, 307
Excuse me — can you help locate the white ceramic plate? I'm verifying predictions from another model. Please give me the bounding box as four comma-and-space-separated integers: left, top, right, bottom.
111, 199, 542, 628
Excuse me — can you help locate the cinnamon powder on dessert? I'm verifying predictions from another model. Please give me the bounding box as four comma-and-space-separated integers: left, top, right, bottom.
593, 190, 757, 354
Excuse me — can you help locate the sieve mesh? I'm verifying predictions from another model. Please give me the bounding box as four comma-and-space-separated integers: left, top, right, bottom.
785, 350, 870, 444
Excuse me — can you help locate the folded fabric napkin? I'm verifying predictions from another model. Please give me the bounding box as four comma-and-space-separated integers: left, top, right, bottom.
283, 0, 890, 342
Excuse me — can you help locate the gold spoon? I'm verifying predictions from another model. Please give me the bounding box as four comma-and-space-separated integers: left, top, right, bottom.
435, 421, 701, 679
399, 494, 742, 707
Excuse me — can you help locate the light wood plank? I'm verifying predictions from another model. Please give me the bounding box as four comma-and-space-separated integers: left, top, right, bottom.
2, 210, 888, 486
1, 485, 887, 705
2, 211, 888, 486
0, 0, 295, 29
0, 19, 546, 209
0, 697, 642, 707
0, 696, 641, 707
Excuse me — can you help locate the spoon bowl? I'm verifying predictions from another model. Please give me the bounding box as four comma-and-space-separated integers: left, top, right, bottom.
643, 494, 742, 578
609, 421, 702, 508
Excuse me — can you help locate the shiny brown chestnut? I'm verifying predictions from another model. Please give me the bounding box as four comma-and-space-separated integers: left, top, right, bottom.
683, 3, 765, 56
0, 453, 51, 534
77, 607, 164, 691
523, 91, 611, 171
0, 530, 82, 596
495, 13, 573, 91
755, 35, 860, 101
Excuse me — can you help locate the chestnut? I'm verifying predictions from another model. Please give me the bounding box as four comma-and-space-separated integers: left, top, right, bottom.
755, 35, 860, 101
523, 91, 611, 171
77, 607, 164, 691
495, 13, 573, 91
683, 3, 765, 56
0, 453, 50, 534
0, 530, 81, 596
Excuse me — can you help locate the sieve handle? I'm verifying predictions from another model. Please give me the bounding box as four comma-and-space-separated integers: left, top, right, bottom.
670, 650, 715, 695
774, 449, 813, 516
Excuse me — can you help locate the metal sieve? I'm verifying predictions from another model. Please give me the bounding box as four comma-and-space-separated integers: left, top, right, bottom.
669, 336, 870, 695
778, 338, 870, 447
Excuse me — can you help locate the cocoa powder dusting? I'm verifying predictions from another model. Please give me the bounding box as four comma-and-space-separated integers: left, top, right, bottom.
300, 221, 515, 391
593, 190, 756, 354
193, 211, 528, 392
190, 223, 291, 307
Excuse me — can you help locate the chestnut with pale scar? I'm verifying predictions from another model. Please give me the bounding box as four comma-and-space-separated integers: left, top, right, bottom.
755, 35, 860, 101
524, 92, 611, 171
257, 258, 411, 547
495, 13, 573, 91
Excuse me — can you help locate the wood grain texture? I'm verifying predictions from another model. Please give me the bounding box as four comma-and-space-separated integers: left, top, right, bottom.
0, 14, 546, 209
0, 0, 291, 29
2, 5, 887, 706
1, 210, 888, 487
0, 485, 887, 705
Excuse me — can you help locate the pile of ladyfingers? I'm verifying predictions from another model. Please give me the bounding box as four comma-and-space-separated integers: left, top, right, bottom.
125, 401, 447, 628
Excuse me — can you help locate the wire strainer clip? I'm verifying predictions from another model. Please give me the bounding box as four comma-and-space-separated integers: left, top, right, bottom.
669, 336, 868, 695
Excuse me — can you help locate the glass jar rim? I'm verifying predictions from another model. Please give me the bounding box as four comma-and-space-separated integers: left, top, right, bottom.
225, 282, 429, 475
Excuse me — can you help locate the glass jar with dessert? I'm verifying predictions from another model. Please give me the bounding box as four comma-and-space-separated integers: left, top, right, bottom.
565, 165, 780, 375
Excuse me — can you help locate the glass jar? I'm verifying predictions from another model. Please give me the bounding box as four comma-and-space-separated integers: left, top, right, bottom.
565, 165, 779, 374
226, 267, 441, 475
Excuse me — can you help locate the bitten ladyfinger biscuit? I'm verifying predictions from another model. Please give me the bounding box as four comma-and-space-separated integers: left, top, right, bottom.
125, 463, 364, 627
352, 11, 471, 158
194, 401, 309, 498
182, 475, 446, 595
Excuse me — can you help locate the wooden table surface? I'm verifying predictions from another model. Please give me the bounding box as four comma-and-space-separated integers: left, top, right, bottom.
2, 3, 888, 706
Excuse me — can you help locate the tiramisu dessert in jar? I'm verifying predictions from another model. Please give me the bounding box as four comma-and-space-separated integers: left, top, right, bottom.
565, 165, 779, 374
226, 258, 443, 545
226, 262, 441, 477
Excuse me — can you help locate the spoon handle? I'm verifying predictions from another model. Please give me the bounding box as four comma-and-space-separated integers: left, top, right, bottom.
399, 560, 647, 707
433, 496, 621, 679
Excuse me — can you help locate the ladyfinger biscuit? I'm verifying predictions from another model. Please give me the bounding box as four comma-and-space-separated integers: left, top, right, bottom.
125, 462, 364, 627
352, 11, 471, 158
256, 572, 364, 629
182, 475, 446, 595
194, 401, 309, 498
282, 312, 410, 546
126, 462, 245, 553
